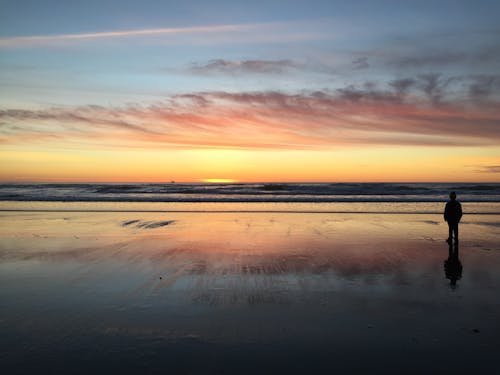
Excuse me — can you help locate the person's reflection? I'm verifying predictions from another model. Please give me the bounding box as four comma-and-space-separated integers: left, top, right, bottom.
444, 241, 462, 289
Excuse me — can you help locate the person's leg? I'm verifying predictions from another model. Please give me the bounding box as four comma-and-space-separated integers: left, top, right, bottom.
448, 223, 453, 242
454, 222, 459, 242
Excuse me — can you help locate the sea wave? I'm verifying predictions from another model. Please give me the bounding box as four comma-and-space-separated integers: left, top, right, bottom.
0, 183, 499, 203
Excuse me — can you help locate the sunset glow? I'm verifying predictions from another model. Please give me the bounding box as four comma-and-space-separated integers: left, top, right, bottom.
1, 1, 499, 182
201, 179, 238, 183
2, 3, 500, 373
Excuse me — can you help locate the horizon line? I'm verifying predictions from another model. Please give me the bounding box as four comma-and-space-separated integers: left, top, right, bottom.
0, 180, 498, 184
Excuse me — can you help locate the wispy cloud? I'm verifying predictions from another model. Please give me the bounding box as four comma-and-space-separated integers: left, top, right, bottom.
468, 75, 500, 99
388, 78, 416, 97
0, 24, 249, 48
351, 57, 370, 70
188, 59, 301, 75
1, 82, 499, 150
335, 74, 500, 103
0, 21, 331, 48
379, 28, 500, 69
389, 51, 469, 69
474, 165, 500, 173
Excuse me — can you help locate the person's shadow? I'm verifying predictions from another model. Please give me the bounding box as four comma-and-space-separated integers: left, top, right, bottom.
444, 241, 462, 289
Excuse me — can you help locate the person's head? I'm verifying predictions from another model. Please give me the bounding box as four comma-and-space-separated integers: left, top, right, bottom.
450, 191, 457, 200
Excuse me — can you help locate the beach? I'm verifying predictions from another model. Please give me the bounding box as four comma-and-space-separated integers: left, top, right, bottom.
3, 0, 500, 372
1, 203, 499, 374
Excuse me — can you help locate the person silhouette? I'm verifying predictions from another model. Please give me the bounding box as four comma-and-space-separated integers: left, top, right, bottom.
444, 241, 462, 289
444, 191, 462, 244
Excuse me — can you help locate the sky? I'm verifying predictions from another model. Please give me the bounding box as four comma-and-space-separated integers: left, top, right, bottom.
1, 0, 499, 182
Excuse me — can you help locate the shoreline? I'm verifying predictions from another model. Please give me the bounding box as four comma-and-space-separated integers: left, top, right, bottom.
1, 200, 500, 214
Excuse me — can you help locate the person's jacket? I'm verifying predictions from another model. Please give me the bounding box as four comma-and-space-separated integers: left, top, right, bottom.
444, 200, 462, 223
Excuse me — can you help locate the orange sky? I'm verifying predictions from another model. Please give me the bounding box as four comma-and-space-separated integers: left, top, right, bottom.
1, 145, 499, 183
1, 92, 500, 182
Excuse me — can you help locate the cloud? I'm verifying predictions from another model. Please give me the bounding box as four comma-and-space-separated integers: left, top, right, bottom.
388, 78, 416, 97
474, 165, 500, 173
390, 51, 469, 69
335, 84, 399, 103
0, 24, 249, 48
0, 107, 155, 134
1, 83, 499, 150
417, 73, 452, 104
188, 59, 301, 75
386, 74, 500, 104
468, 75, 500, 99
351, 57, 370, 70
381, 29, 500, 70
0, 21, 331, 48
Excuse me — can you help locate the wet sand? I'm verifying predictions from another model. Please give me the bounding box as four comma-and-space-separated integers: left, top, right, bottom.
1, 210, 499, 374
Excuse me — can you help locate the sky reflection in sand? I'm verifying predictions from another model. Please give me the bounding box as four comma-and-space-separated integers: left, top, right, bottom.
0, 213, 458, 267
1, 209, 499, 373
1, 210, 499, 300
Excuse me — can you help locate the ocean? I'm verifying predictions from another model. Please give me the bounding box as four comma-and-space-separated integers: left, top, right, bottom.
1, 182, 499, 202
0, 182, 499, 213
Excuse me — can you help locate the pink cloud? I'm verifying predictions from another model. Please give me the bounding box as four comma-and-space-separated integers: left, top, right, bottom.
1, 89, 499, 150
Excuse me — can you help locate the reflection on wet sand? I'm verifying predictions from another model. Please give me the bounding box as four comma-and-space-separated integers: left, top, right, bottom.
1, 211, 500, 373
444, 241, 463, 289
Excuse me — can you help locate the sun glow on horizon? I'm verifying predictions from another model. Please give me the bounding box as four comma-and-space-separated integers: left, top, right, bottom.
201, 178, 238, 183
